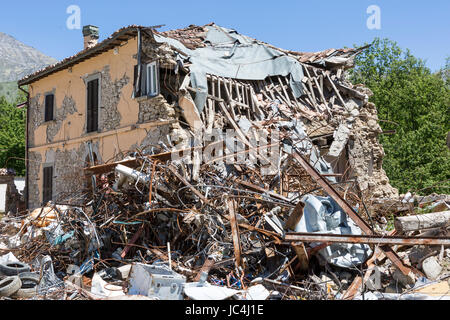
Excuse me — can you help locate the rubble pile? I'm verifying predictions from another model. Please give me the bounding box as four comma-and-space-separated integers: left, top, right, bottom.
1, 145, 449, 300
1, 24, 449, 300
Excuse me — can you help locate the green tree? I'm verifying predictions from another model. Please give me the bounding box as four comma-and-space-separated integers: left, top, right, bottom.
349, 38, 450, 195
0, 90, 26, 176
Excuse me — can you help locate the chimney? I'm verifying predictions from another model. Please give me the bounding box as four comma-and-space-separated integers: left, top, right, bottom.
82, 25, 99, 50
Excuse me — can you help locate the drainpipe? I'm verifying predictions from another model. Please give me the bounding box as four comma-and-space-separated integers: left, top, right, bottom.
18, 85, 30, 209
134, 27, 142, 98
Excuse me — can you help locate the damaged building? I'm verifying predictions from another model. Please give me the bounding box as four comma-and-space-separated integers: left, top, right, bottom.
18, 23, 396, 210
2, 23, 448, 300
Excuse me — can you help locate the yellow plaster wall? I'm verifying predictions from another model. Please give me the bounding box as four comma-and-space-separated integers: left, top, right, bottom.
29, 37, 139, 149
26, 37, 168, 207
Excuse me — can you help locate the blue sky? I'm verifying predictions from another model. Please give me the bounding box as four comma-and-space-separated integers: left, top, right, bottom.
1, 0, 449, 71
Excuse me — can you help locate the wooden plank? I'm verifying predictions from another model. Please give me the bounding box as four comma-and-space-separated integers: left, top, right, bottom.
263, 79, 277, 100
179, 94, 203, 130
325, 72, 347, 109
310, 69, 327, 106
276, 76, 293, 107
222, 79, 238, 119
303, 67, 317, 106
227, 198, 243, 269
84, 158, 139, 175
292, 242, 309, 272
285, 201, 305, 230
342, 247, 383, 300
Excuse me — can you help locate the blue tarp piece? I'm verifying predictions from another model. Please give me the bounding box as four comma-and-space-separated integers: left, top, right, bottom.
294, 194, 372, 269
154, 25, 304, 113
52, 230, 75, 245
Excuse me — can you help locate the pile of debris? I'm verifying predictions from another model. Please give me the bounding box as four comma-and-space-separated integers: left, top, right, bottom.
1, 24, 449, 300
1, 147, 449, 300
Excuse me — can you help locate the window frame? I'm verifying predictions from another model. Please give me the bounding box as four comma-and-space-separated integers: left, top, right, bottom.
85, 73, 101, 134
42, 164, 54, 204
146, 61, 159, 97
44, 93, 55, 122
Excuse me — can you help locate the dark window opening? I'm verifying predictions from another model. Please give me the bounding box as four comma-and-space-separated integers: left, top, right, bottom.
44, 94, 54, 122
87, 78, 99, 133
43, 166, 53, 204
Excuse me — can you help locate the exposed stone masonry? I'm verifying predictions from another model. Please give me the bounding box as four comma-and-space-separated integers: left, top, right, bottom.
46, 95, 77, 143
99, 65, 129, 132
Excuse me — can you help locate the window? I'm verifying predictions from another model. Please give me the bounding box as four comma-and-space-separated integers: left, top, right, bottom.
146, 62, 159, 96
86, 78, 99, 133
43, 166, 53, 204
133, 61, 159, 98
44, 94, 54, 122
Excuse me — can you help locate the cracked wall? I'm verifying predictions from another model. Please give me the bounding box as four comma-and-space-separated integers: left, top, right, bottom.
46, 95, 77, 143
81, 65, 130, 133
52, 143, 100, 201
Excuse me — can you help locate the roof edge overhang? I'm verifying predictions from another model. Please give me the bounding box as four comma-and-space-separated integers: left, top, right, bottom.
18, 25, 161, 86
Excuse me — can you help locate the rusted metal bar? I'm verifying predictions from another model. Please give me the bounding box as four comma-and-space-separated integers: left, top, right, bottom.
291, 151, 418, 277
120, 226, 144, 259
235, 179, 291, 203
194, 257, 215, 282
306, 242, 332, 256
292, 152, 372, 233
238, 223, 282, 244
285, 232, 450, 246
167, 165, 209, 205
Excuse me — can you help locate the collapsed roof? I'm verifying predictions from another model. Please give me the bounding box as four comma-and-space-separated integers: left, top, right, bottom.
19, 23, 398, 201
18, 23, 363, 86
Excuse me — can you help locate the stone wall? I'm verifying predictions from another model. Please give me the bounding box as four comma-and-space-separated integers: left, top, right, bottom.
347, 102, 398, 199
53, 142, 100, 201
27, 143, 102, 209
46, 95, 77, 143
27, 151, 42, 209
99, 65, 129, 132
81, 65, 130, 133
137, 94, 176, 124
